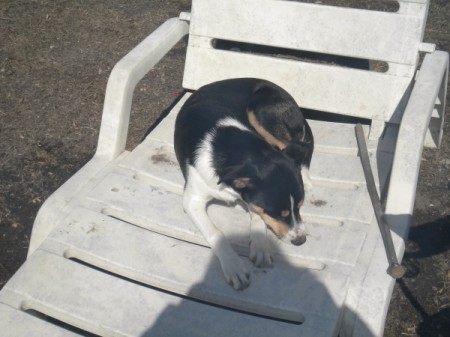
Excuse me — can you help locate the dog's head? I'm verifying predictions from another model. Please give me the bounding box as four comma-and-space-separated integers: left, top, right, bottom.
220, 159, 306, 245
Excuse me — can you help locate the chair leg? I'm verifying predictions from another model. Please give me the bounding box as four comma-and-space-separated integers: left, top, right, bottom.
424, 70, 448, 148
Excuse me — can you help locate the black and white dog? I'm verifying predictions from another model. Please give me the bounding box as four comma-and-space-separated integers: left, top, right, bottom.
174, 78, 313, 290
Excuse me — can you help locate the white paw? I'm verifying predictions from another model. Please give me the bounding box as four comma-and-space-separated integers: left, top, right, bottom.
219, 253, 251, 290
250, 233, 273, 268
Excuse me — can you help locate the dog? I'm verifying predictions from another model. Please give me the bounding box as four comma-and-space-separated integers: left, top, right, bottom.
174, 78, 314, 290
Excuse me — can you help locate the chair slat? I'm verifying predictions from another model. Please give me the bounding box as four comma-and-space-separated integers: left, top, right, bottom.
1, 251, 332, 337
183, 46, 412, 121
189, 0, 427, 65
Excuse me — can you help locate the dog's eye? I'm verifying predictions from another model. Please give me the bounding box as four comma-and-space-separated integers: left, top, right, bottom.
281, 210, 290, 217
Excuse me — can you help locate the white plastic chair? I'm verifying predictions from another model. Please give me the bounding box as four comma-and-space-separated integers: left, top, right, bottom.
1, 1, 447, 336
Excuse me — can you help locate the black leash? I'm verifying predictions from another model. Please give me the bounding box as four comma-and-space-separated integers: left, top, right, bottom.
355, 124, 405, 279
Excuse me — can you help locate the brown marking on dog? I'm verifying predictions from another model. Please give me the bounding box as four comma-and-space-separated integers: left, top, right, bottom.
232, 177, 253, 189
260, 213, 290, 238
281, 210, 290, 217
250, 203, 264, 214
250, 203, 289, 238
247, 109, 287, 150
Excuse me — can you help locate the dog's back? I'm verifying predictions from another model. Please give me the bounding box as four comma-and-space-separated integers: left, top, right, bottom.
175, 78, 313, 170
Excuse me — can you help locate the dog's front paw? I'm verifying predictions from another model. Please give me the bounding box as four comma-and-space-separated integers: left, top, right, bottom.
220, 255, 251, 290
250, 234, 273, 268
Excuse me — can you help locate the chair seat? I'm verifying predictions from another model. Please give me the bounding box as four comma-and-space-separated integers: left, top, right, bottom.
0, 93, 403, 336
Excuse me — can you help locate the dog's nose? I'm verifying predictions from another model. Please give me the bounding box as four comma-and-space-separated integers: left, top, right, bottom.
290, 234, 306, 246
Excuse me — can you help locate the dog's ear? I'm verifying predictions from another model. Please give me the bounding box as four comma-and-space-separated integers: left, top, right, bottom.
219, 164, 258, 190
283, 141, 312, 166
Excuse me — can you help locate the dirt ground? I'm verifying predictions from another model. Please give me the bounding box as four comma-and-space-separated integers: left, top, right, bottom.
1, 1, 449, 336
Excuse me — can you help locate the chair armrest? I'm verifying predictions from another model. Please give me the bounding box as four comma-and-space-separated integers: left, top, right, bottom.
385, 51, 448, 237
95, 18, 189, 160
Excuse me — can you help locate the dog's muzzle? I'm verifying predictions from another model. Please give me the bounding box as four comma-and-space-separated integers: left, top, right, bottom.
286, 225, 306, 246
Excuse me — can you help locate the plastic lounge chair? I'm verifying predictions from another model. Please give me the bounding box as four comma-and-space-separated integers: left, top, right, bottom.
1, 0, 448, 336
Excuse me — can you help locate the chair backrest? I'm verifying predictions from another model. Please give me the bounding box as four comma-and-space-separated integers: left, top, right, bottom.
182, 0, 430, 123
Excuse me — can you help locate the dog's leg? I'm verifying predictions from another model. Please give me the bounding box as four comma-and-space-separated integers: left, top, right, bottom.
249, 212, 273, 268
184, 194, 251, 289
183, 167, 250, 290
